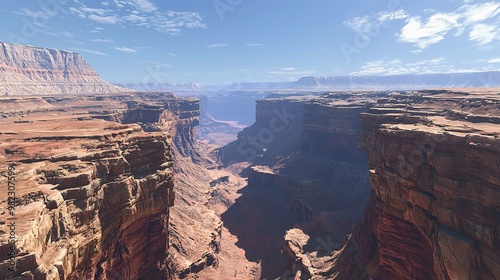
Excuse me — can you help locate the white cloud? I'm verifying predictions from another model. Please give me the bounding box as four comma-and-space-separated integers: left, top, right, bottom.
344, 9, 409, 33
166, 52, 176, 56
90, 38, 114, 43
246, 43, 263, 47
488, 58, 500, 63
128, 0, 157, 12
71, 48, 108, 56
115, 47, 137, 53
88, 14, 118, 24
66, 1, 205, 35
468, 23, 499, 45
206, 43, 226, 48
281, 67, 296, 71
398, 13, 461, 49
379, 10, 409, 22
350, 57, 495, 76
398, 1, 500, 49
461, 2, 500, 24
81, 7, 108, 15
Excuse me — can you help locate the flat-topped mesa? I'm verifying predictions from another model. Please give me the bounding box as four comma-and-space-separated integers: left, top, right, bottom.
332, 88, 500, 280
0, 41, 130, 95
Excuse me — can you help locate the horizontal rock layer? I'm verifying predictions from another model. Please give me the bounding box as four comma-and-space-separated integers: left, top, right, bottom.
0, 92, 200, 279
0, 41, 130, 95
221, 93, 382, 278
327, 88, 500, 280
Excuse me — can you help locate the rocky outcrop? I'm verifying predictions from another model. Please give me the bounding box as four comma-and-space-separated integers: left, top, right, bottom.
0, 115, 174, 279
0, 91, 201, 279
320, 88, 500, 280
0, 41, 130, 95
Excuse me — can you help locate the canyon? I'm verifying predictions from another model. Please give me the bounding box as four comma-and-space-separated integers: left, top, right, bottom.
217, 89, 500, 279
0, 42, 499, 280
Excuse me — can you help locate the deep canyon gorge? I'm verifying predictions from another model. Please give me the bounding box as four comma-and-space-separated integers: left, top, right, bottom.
0, 42, 499, 280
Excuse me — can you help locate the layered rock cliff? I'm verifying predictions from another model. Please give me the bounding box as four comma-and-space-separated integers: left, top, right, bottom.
350, 89, 500, 280
220, 92, 389, 279
226, 89, 500, 280
0, 92, 200, 279
0, 41, 129, 95
299, 89, 500, 280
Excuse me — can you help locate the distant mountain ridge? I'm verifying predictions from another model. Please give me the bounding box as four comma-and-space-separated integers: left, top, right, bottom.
225, 81, 294, 90
0, 41, 129, 95
223, 72, 500, 91
114, 82, 210, 94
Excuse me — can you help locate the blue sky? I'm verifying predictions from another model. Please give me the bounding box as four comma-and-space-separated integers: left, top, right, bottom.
0, 0, 499, 84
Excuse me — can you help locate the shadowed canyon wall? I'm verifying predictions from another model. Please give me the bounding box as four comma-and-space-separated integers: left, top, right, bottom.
220, 93, 387, 279
221, 89, 500, 280
319, 89, 500, 280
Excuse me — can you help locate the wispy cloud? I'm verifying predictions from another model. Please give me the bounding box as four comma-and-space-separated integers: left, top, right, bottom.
398, 13, 460, 49
246, 43, 263, 47
350, 57, 496, 75
268, 67, 315, 76
488, 58, 500, 63
344, 10, 409, 33
88, 14, 118, 24
166, 52, 176, 56
468, 23, 499, 45
90, 38, 114, 43
206, 43, 227, 48
60, 31, 74, 37
66, 1, 206, 35
398, 1, 500, 49
115, 47, 137, 53
128, 0, 157, 12
71, 48, 108, 56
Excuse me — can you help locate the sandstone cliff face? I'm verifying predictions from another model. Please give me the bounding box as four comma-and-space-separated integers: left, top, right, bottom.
0, 92, 200, 279
320, 89, 500, 280
352, 89, 500, 280
219, 93, 384, 279
239, 89, 500, 280
302, 95, 371, 165
0, 42, 130, 95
